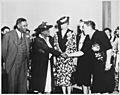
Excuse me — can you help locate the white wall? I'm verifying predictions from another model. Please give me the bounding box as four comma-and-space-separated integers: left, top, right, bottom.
111, 0, 119, 31
1, 0, 102, 34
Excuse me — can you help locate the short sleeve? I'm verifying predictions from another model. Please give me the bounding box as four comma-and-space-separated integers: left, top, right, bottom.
98, 31, 112, 51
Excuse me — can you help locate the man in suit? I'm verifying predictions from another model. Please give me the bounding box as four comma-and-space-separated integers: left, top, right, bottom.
2, 18, 30, 93
1, 26, 10, 93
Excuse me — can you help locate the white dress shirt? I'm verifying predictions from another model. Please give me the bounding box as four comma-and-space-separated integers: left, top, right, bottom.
16, 29, 22, 39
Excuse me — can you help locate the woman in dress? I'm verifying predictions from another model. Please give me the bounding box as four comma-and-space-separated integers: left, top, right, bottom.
53, 16, 77, 94
112, 27, 119, 92
31, 22, 66, 93
84, 20, 114, 93
75, 19, 92, 94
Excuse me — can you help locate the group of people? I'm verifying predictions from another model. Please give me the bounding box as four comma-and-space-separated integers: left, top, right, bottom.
1, 16, 120, 94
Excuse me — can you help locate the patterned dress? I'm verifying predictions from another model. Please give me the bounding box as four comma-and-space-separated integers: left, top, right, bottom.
53, 29, 77, 87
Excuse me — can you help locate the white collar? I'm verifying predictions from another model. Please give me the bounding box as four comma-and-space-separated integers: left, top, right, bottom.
39, 34, 46, 40
61, 29, 67, 38
16, 29, 22, 39
39, 34, 52, 48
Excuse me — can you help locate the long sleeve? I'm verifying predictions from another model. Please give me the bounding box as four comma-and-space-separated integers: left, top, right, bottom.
2, 33, 9, 62
35, 37, 61, 57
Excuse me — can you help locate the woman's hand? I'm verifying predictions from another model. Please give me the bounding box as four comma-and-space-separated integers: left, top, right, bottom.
61, 52, 68, 58
67, 51, 84, 57
105, 63, 112, 71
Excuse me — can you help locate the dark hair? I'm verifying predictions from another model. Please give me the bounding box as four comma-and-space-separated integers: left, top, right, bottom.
1, 26, 10, 32
116, 26, 119, 30
14, 18, 27, 29
103, 28, 112, 33
54, 25, 58, 29
79, 19, 83, 22
84, 20, 96, 29
113, 26, 119, 40
77, 26, 85, 36
114, 26, 119, 35
103, 28, 112, 40
26, 29, 30, 33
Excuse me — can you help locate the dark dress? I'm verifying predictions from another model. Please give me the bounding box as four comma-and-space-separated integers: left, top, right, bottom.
75, 35, 93, 86
31, 36, 61, 92
90, 30, 115, 93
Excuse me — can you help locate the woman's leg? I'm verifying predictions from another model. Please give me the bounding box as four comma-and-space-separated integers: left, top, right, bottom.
67, 86, 71, 94
88, 86, 91, 94
62, 86, 66, 94
83, 85, 88, 94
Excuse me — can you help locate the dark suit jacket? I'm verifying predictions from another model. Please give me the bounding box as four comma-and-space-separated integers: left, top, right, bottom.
31, 36, 61, 92
2, 30, 30, 74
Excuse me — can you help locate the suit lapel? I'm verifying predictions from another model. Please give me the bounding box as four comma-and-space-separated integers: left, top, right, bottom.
57, 29, 69, 52
49, 36, 54, 47
57, 29, 69, 40
39, 37, 48, 47
13, 30, 19, 48
25, 35, 30, 59
63, 29, 69, 39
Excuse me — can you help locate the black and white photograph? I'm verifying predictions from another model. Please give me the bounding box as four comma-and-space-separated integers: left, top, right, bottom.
1, 0, 120, 94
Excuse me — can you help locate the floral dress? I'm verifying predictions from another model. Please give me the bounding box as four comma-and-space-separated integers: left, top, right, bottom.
53, 29, 77, 87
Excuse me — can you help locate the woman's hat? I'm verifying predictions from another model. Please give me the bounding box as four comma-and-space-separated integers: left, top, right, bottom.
34, 22, 53, 33
56, 16, 69, 25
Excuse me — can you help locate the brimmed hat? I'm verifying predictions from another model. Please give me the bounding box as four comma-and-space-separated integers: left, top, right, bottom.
56, 16, 69, 25
34, 22, 53, 34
